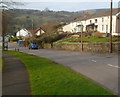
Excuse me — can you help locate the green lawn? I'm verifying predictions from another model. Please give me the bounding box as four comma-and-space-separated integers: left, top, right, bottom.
56, 36, 119, 44
0, 50, 2, 72
6, 51, 114, 95
0, 57, 2, 72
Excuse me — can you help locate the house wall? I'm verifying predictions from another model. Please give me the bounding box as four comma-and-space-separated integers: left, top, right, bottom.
116, 13, 120, 35
62, 22, 76, 33
16, 29, 31, 38
36, 30, 45, 36
78, 15, 117, 34
62, 14, 118, 35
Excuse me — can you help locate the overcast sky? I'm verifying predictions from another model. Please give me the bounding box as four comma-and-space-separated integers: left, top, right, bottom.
15, 0, 120, 12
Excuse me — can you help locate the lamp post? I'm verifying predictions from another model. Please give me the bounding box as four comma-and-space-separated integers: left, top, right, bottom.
109, 0, 113, 53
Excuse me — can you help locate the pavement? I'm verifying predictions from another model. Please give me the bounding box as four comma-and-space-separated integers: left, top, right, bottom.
8, 42, 119, 95
2, 53, 31, 95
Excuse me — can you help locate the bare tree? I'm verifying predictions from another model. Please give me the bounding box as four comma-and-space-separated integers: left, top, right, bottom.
1, 0, 23, 50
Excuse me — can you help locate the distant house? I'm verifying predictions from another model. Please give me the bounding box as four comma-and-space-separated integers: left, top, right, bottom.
16, 29, 31, 38
62, 8, 120, 36
57, 27, 64, 33
30, 27, 45, 36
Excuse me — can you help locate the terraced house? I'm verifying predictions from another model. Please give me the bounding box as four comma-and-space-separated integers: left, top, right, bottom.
62, 8, 120, 36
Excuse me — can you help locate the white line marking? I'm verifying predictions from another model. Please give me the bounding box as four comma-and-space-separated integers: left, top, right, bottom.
29, 53, 34, 55
91, 60, 97, 62
107, 64, 113, 66
107, 64, 120, 68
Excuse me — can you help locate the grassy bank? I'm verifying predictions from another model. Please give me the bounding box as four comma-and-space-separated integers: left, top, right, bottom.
6, 51, 114, 95
56, 36, 119, 44
0, 57, 2, 72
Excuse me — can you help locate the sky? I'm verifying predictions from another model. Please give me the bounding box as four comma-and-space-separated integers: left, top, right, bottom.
13, 0, 120, 12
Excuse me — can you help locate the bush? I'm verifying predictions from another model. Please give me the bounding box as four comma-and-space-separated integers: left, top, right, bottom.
92, 32, 103, 38
10, 37, 19, 42
24, 33, 68, 48
37, 33, 68, 43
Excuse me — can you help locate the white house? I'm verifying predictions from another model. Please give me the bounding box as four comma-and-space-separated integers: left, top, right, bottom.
34, 28, 45, 36
29, 28, 45, 36
62, 8, 120, 36
16, 29, 31, 38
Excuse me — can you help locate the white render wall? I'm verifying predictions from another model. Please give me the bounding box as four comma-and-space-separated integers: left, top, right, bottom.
62, 14, 118, 35
62, 22, 77, 33
36, 29, 45, 36
77, 15, 117, 34
16, 29, 31, 38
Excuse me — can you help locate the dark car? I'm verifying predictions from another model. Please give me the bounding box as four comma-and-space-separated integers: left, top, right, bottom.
29, 43, 38, 49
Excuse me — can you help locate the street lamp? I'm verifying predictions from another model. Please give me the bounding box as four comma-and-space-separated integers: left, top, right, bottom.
109, 0, 113, 53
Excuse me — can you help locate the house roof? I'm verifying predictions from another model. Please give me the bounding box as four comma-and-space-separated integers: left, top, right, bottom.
29, 27, 45, 35
74, 8, 120, 22
16, 28, 30, 37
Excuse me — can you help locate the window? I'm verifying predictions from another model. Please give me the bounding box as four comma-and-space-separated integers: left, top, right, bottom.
102, 18, 104, 22
90, 20, 92, 24
102, 25, 104, 31
95, 19, 97, 23
95, 25, 98, 31
106, 25, 108, 33
117, 16, 120, 20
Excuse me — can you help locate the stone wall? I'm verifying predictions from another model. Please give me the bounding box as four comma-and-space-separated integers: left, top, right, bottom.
44, 43, 119, 53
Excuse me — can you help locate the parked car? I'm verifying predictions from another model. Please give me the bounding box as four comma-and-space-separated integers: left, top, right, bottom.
29, 43, 38, 49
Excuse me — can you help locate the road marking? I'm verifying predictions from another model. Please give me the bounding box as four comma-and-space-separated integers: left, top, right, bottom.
29, 53, 34, 55
107, 64, 120, 68
91, 60, 97, 62
107, 64, 113, 66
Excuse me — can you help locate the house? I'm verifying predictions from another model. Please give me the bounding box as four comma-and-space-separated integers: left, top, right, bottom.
16, 28, 31, 38
30, 27, 45, 36
62, 8, 120, 36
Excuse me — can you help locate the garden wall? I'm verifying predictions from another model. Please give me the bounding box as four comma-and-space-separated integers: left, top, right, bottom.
44, 42, 119, 53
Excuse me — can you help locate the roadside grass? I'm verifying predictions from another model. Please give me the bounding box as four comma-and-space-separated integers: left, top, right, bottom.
0, 57, 2, 72
5, 50, 114, 95
0, 50, 2, 72
56, 36, 119, 44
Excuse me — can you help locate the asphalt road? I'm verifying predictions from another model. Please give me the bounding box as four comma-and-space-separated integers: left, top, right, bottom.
8, 43, 119, 95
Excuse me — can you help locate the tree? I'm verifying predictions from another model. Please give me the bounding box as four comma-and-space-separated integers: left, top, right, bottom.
43, 8, 50, 12
1, 0, 23, 50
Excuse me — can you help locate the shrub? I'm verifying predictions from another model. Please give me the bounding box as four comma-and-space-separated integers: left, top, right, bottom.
37, 33, 68, 43
92, 32, 103, 38
10, 37, 19, 42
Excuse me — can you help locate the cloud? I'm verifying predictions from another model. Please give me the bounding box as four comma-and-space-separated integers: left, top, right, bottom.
17, 0, 120, 3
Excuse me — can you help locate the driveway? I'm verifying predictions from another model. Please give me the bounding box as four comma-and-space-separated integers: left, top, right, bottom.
8, 43, 119, 95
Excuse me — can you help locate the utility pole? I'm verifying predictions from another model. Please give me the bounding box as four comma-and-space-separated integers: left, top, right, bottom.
109, 0, 113, 53
81, 26, 83, 52
32, 19, 34, 30
78, 22, 83, 52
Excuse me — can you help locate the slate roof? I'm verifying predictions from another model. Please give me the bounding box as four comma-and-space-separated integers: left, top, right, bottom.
74, 8, 120, 22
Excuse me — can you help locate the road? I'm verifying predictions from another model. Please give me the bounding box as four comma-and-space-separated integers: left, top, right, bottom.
8, 43, 119, 95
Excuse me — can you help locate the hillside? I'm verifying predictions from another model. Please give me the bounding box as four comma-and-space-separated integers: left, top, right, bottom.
6, 8, 109, 35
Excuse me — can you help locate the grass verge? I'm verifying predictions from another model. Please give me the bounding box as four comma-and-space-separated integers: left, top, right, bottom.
56, 36, 119, 44
5, 50, 114, 95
